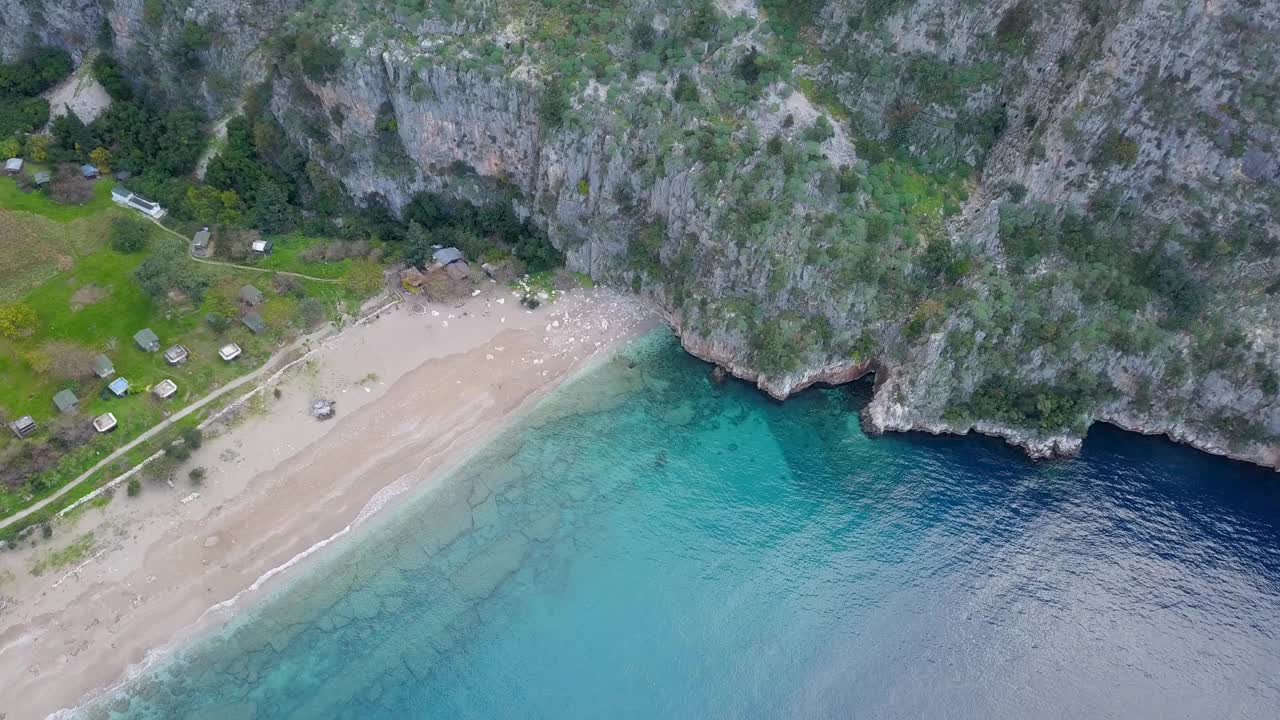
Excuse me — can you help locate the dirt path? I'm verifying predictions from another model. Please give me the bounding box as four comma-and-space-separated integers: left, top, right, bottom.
0, 294, 396, 531
148, 219, 341, 283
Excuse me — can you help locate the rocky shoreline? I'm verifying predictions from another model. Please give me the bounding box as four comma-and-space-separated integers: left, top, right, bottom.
670, 314, 1278, 473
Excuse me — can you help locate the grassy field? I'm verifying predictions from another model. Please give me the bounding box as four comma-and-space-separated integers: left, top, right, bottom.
0, 180, 370, 527
0, 173, 117, 221
252, 232, 365, 279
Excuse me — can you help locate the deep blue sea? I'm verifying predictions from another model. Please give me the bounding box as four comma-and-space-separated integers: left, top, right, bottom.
96, 331, 1280, 719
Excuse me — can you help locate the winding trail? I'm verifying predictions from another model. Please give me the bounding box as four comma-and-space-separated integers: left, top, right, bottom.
147, 219, 341, 284
0, 336, 311, 531
0, 292, 400, 532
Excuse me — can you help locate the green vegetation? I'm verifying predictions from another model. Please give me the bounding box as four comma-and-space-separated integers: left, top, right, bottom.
30, 531, 96, 576
948, 370, 1111, 434
0, 47, 71, 138
110, 216, 151, 253
0, 186, 368, 524
0, 175, 116, 221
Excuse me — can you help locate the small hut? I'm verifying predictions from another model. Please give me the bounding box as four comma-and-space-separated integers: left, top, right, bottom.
33, 170, 51, 186
241, 311, 266, 334
153, 379, 178, 399
134, 328, 160, 352
80, 163, 100, 179
93, 413, 118, 433
432, 247, 465, 266
9, 415, 36, 438
218, 343, 242, 361
93, 354, 115, 378
108, 377, 130, 397
250, 239, 273, 256
53, 389, 79, 414
240, 285, 264, 306
163, 344, 189, 365
4, 158, 23, 174
191, 227, 211, 257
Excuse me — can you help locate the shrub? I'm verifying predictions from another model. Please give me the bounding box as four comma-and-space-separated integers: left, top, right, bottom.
0, 303, 37, 338
540, 78, 568, 131
342, 258, 386, 296
1096, 131, 1139, 167
674, 73, 700, 103
127, 477, 141, 496
92, 55, 133, 100
40, 341, 95, 380
995, 1, 1034, 47
803, 116, 834, 143
296, 297, 326, 329
188, 467, 207, 485
181, 427, 203, 450
24, 133, 48, 162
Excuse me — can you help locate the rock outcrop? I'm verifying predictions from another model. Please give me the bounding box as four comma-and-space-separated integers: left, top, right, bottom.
6, 0, 1278, 469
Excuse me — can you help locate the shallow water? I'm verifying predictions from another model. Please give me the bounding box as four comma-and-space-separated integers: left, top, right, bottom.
96, 331, 1280, 719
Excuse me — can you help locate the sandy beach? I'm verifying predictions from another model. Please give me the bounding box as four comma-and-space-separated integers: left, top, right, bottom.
0, 284, 656, 719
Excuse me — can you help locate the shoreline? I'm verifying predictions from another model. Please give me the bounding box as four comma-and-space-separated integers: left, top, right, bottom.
0, 284, 656, 719
670, 315, 1278, 472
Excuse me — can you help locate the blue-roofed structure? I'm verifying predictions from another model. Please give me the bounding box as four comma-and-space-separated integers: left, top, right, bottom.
432, 247, 465, 266
108, 377, 130, 397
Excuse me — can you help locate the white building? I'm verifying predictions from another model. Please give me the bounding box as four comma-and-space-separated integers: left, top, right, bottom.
111, 186, 167, 219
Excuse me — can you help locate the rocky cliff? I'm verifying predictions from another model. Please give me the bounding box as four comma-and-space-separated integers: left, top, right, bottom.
5, 0, 1279, 468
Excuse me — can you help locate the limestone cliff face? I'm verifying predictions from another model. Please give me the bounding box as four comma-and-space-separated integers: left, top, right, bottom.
6, 0, 1279, 469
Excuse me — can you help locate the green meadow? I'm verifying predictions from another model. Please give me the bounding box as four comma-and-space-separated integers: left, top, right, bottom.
0, 178, 367, 528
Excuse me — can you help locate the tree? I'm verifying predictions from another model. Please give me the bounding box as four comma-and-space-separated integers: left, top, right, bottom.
0, 137, 19, 159
110, 215, 150, 253
0, 97, 50, 139
674, 74, 700, 103
540, 77, 568, 130
188, 467, 207, 485
206, 277, 242, 320
181, 427, 203, 450
0, 47, 72, 97
403, 220, 434, 268
296, 297, 326, 329
41, 341, 95, 380
185, 185, 243, 226
51, 111, 92, 157
0, 302, 37, 338
133, 244, 210, 302
342, 258, 385, 296
91, 55, 133, 100
24, 133, 48, 162
252, 180, 295, 233
88, 146, 111, 173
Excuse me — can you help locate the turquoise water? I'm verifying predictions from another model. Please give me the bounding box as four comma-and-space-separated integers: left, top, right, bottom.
98, 331, 1280, 719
